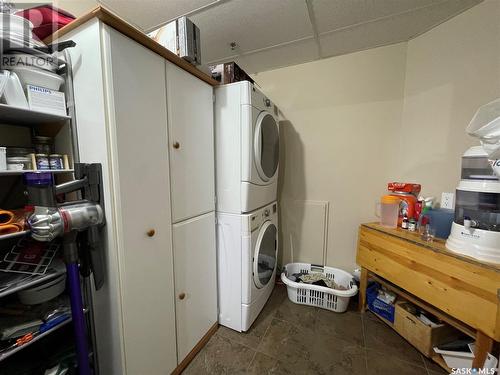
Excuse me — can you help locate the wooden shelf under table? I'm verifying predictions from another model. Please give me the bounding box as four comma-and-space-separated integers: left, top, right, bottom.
369, 305, 453, 373
369, 273, 476, 338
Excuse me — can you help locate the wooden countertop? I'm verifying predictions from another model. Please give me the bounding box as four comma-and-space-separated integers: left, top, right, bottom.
45, 6, 219, 87
362, 222, 500, 272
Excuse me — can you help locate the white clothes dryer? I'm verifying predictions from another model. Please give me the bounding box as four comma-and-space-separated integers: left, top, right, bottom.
216, 201, 278, 331
215, 81, 279, 214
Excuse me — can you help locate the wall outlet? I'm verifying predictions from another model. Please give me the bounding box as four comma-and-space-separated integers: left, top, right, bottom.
441, 192, 455, 210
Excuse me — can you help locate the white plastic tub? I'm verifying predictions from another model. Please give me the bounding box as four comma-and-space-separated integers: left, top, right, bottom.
434, 343, 498, 371
433, 347, 474, 370
0, 14, 33, 35
9, 66, 64, 91
281, 263, 358, 313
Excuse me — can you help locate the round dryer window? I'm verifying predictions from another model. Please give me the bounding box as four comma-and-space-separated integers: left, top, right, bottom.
253, 221, 278, 289
254, 112, 279, 181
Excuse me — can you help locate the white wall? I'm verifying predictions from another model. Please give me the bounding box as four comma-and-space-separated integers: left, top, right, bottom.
393, 0, 500, 199
253, 43, 407, 271
253, 0, 500, 271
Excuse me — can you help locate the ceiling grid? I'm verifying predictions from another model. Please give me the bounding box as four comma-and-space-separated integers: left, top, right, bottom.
305, 0, 322, 59
99, 0, 483, 73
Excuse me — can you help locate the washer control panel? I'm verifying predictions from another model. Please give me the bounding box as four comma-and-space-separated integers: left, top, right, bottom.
249, 202, 278, 232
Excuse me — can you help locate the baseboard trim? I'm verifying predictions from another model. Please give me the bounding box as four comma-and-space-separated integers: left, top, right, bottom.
171, 322, 219, 375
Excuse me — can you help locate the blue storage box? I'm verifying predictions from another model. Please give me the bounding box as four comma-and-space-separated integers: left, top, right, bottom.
367, 283, 395, 323
426, 208, 454, 239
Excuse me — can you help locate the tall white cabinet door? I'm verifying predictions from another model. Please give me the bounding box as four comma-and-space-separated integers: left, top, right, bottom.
173, 212, 217, 361
104, 27, 177, 374
166, 62, 215, 223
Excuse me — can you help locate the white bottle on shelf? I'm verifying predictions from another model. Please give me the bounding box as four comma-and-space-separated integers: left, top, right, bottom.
0, 147, 6, 170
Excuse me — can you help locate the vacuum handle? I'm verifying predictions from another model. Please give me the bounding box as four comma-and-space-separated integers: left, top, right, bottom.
88, 226, 105, 290
37, 40, 76, 54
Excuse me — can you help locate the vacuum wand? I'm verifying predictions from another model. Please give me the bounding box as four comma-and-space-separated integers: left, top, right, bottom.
24, 165, 105, 375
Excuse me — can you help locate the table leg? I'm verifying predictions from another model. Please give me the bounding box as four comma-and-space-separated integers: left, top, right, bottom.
359, 267, 368, 313
471, 331, 494, 369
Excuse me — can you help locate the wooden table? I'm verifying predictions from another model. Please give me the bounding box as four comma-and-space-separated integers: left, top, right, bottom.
356, 223, 500, 370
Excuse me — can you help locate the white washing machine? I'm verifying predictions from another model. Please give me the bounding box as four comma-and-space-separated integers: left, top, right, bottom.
217, 201, 278, 332
215, 81, 279, 214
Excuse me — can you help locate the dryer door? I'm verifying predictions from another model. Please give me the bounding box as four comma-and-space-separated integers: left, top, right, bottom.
254, 111, 279, 182
253, 220, 278, 289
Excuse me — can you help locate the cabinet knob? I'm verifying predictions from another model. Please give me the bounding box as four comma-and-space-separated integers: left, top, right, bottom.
173, 142, 180, 149
179, 292, 186, 300
146, 229, 155, 237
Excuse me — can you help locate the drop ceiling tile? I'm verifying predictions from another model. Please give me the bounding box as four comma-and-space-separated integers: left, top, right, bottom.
319, 0, 481, 58
99, 0, 217, 30
228, 37, 318, 74
312, 0, 446, 34
189, 0, 313, 63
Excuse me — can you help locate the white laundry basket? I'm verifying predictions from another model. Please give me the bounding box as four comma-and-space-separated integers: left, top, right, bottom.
281, 263, 358, 313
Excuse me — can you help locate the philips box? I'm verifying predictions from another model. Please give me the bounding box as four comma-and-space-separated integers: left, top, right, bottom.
26, 85, 66, 116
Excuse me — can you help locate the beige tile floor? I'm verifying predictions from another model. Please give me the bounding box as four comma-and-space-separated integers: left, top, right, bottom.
184, 284, 447, 375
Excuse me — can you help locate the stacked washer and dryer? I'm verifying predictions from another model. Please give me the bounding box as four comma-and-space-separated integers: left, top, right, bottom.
215, 81, 280, 332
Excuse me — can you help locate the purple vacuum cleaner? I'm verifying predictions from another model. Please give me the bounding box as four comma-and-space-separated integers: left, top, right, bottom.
24, 164, 105, 375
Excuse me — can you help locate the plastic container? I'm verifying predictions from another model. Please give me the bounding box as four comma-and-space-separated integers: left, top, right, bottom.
376, 195, 400, 228
7, 156, 31, 170
281, 263, 358, 313
461, 146, 498, 180
466, 99, 500, 164
16, 5, 75, 40
426, 209, 454, 239
433, 347, 474, 369
3, 72, 28, 108
18, 274, 66, 305
466, 98, 500, 140
390, 192, 417, 224
0, 12, 45, 50
0, 13, 34, 35
8, 66, 64, 91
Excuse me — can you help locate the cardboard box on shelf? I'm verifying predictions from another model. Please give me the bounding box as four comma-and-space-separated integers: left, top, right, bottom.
394, 302, 462, 357
209, 62, 254, 84
149, 16, 201, 65
26, 85, 66, 116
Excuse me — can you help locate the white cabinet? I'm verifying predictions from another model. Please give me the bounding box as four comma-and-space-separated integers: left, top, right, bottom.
65, 20, 217, 375
166, 62, 215, 223
104, 28, 177, 374
172, 212, 217, 361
